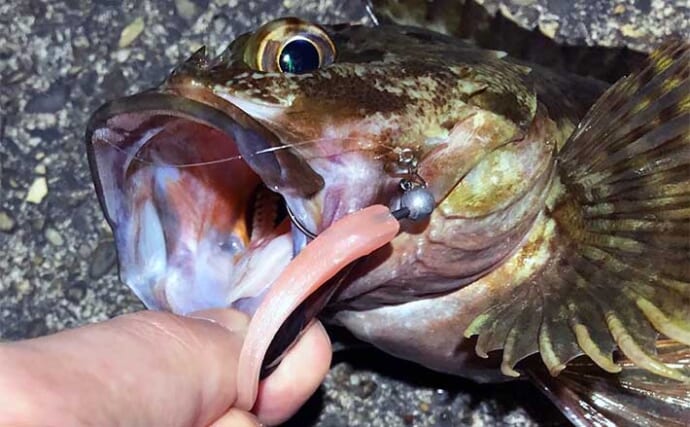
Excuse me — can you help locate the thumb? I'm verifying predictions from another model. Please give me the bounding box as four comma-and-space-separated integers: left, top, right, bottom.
198, 310, 333, 425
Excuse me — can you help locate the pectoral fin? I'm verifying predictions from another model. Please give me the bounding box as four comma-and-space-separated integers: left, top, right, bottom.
465, 41, 690, 383
527, 339, 690, 426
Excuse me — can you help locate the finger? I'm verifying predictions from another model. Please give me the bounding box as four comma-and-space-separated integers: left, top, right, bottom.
0, 310, 249, 427
252, 321, 332, 425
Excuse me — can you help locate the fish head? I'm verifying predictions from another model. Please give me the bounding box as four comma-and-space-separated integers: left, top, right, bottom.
87, 18, 556, 373
172, 17, 547, 232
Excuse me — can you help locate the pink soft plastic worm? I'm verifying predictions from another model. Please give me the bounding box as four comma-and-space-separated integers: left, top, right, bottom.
236, 204, 400, 411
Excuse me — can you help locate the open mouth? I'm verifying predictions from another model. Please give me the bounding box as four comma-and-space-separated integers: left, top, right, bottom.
86, 91, 406, 410
87, 91, 330, 377
86, 92, 326, 314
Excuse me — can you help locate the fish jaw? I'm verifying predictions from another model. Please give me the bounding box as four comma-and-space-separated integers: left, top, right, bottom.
86, 93, 309, 315
84, 84, 408, 378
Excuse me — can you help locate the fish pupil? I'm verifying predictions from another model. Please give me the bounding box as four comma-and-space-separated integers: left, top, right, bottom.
278, 39, 320, 73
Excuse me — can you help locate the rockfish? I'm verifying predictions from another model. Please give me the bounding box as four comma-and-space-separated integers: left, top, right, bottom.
86, 16, 690, 426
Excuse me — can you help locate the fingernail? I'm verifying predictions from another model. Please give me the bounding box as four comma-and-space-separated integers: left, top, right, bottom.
188, 308, 251, 334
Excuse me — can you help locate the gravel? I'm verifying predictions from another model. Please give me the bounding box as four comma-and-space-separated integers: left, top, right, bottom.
479, 0, 689, 52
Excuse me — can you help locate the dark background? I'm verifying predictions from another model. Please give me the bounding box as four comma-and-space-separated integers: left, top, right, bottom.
1, 1, 687, 425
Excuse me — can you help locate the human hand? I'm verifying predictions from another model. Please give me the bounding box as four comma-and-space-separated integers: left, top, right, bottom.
0, 309, 332, 426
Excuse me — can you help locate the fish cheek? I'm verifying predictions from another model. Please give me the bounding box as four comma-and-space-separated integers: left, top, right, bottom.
417, 108, 521, 204
412, 106, 555, 285
437, 122, 554, 220
333, 282, 508, 382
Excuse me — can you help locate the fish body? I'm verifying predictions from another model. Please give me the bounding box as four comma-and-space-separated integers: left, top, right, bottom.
86, 16, 690, 426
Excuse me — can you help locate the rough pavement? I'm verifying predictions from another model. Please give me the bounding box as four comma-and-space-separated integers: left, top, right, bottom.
2, 1, 684, 425
478, 0, 689, 52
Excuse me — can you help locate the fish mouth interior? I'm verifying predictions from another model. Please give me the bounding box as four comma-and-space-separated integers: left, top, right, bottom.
86, 94, 307, 315
122, 113, 286, 244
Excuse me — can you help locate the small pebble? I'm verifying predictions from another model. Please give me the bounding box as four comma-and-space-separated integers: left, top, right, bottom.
114, 49, 130, 63
175, 0, 199, 21
539, 20, 559, 40
118, 17, 145, 48
0, 211, 15, 232
64, 281, 87, 303
358, 379, 377, 398
26, 176, 48, 204
78, 243, 92, 258
45, 227, 64, 246
14, 279, 32, 296
621, 23, 646, 37
30, 216, 46, 231
89, 239, 118, 279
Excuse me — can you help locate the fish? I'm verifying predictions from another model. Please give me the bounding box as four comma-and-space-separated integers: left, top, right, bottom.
85, 15, 690, 426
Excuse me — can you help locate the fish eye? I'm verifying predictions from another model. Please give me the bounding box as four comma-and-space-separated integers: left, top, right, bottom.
277, 37, 320, 73
244, 18, 336, 73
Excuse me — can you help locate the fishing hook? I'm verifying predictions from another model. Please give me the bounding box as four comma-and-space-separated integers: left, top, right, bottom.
285, 149, 435, 237
286, 204, 318, 239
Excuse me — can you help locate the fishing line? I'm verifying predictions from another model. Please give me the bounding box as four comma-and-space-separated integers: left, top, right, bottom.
95, 134, 396, 169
